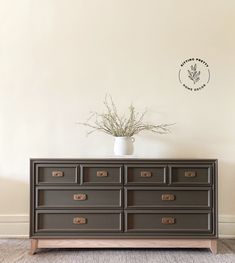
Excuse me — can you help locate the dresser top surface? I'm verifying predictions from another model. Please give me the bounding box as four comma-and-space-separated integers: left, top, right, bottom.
30, 158, 218, 163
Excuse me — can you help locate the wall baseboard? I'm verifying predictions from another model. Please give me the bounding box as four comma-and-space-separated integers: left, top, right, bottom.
218, 215, 235, 238
0, 215, 29, 238
0, 214, 235, 238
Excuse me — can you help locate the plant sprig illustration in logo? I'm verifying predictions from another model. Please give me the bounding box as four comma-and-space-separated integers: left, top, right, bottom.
188, 64, 200, 84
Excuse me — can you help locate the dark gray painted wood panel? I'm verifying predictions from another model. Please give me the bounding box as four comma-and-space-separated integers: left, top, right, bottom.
125, 210, 212, 233
36, 164, 79, 184
125, 187, 211, 209
169, 164, 212, 185
125, 165, 167, 185
36, 187, 122, 209
80, 164, 123, 185
36, 210, 123, 233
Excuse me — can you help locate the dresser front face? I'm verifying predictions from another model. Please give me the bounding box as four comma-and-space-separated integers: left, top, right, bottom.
30, 159, 217, 238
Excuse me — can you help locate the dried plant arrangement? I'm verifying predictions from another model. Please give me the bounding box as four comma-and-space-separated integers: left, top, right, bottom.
77, 96, 174, 137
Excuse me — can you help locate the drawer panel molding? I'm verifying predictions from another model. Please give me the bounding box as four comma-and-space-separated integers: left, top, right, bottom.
80, 165, 123, 185
36, 164, 79, 185
35, 210, 123, 233
125, 210, 212, 233
125, 187, 212, 209
169, 164, 212, 186
36, 187, 122, 209
125, 165, 167, 185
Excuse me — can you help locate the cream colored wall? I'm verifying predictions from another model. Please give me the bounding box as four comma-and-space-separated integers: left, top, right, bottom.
0, 0, 235, 237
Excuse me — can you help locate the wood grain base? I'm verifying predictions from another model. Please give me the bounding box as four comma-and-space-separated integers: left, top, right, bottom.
30, 238, 217, 255
29, 239, 38, 255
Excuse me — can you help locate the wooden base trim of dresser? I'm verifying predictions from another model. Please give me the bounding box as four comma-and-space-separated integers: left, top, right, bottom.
30, 239, 217, 255
210, 239, 217, 254
29, 239, 38, 255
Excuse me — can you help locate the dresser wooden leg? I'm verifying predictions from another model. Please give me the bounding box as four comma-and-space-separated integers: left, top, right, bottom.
29, 239, 38, 255
210, 240, 217, 254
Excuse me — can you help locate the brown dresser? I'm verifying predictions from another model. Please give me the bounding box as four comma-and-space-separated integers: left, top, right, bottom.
30, 158, 218, 254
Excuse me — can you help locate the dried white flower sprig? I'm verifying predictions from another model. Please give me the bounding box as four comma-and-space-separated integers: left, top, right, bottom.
77, 96, 174, 137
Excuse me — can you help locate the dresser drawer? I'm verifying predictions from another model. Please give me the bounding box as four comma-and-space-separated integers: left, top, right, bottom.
125, 210, 212, 233
36, 164, 78, 185
81, 165, 122, 185
124, 165, 167, 185
169, 165, 212, 186
125, 187, 211, 209
35, 210, 123, 233
36, 187, 122, 209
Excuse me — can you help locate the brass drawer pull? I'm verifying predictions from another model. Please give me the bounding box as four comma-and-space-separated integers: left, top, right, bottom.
73, 194, 87, 201
140, 171, 152, 177
161, 217, 175, 225
161, 194, 175, 201
97, 170, 108, 177
73, 217, 87, 225
52, 171, 64, 177
185, 171, 196, 178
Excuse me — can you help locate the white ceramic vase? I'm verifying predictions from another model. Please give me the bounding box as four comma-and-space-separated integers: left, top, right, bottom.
113, 137, 135, 156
